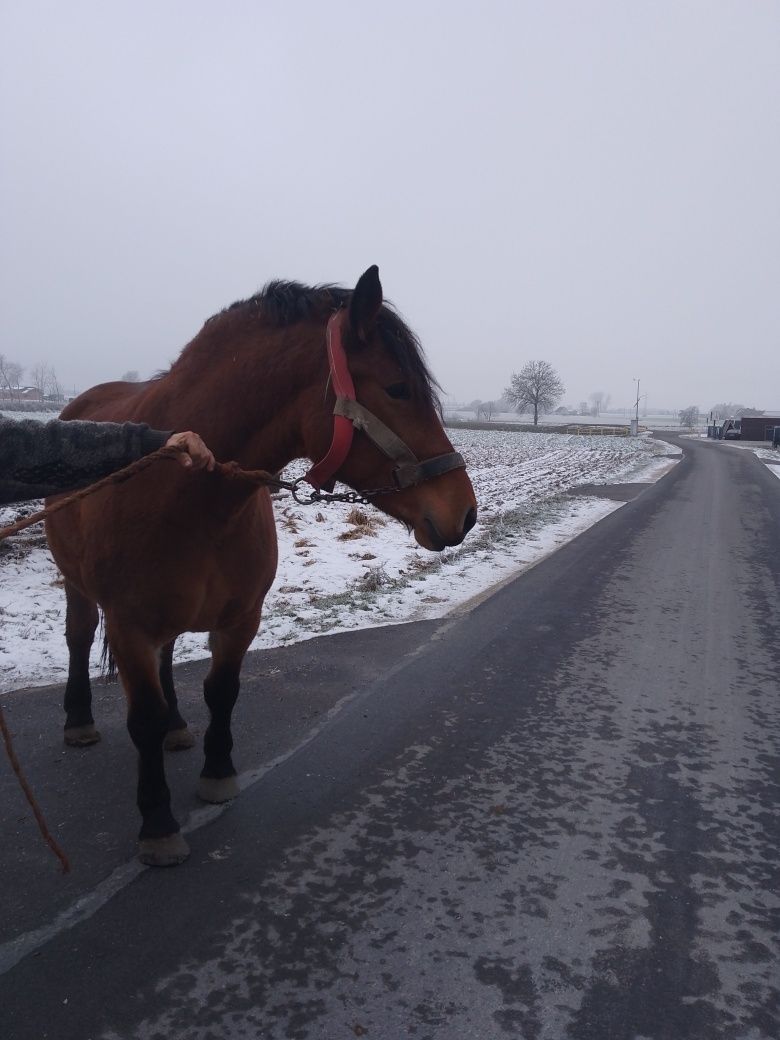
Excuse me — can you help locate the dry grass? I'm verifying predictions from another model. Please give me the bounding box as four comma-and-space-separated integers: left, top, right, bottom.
356, 565, 391, 592
279, 514, 299, 534
337, 528, 365, 542
337, 507, 386, 541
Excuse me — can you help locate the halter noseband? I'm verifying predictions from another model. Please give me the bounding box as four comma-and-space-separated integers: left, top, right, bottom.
303, 309, 466, 495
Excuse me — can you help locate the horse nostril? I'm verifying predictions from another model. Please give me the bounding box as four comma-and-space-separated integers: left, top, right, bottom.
463, 506, 477, 534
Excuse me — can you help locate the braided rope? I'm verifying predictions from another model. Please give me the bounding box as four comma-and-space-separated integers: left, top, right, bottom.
0, 447, 285, 541
0, 702, 70, 873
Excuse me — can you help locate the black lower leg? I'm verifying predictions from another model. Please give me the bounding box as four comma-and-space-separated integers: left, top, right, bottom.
64, 666, 94, 729
127, 697, 179, 839
63, 587, 99, 730
201, 668, 240, 781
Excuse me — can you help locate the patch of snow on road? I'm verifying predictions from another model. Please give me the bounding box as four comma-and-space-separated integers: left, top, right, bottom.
0, 430, 676, 693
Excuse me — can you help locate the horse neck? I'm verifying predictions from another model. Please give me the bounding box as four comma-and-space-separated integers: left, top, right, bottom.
159, 320, 328, 471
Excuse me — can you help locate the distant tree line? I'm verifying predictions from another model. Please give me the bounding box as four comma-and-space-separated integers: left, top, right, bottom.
456, 377, 767, 429
709, 403, 764, 420
676, 404, 766, 431
464, 362, 624, 425
0, 354, 65, 402
0, 356, 147, 406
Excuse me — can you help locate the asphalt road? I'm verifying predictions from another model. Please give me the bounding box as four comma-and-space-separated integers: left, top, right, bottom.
1, 437, 778, 1040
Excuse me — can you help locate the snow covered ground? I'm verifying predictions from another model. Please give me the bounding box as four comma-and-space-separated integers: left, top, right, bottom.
749, 445, 780, 478
0, 423, 680, 694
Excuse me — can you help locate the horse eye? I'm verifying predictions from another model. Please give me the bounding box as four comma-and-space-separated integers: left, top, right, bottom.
385, 381, 411, 400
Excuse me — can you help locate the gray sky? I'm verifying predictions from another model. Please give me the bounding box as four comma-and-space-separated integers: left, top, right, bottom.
1, 1, 778, 413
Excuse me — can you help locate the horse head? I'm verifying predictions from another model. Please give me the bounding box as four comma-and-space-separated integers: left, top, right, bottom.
303, 266, 477, 551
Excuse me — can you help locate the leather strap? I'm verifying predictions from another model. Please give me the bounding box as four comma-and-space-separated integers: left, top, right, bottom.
304, 308, 466, 494
333, 398, 417, 465
304, 311, 355, 491
393, 451, 467, 490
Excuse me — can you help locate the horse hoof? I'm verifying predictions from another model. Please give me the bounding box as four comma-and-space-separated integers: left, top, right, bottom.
164, 726, 196, 751
138, 833, 190, 867
64, 725, 101, 747
197, 776, 239, 804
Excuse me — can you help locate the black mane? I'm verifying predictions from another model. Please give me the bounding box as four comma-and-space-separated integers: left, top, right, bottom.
207, 280, 440, 404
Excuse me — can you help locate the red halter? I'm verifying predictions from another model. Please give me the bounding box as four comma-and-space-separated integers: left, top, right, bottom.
303, 310, 357, 492
303, 309, 466, 495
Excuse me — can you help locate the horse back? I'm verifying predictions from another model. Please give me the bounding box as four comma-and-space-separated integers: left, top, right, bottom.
60, 380, 153, 423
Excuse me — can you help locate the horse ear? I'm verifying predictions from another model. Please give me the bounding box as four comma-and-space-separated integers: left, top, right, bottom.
349, 265, 383, 343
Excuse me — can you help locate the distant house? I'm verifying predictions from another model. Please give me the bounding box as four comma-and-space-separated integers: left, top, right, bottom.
740, 415, 780, 442
0, 386, 44, 403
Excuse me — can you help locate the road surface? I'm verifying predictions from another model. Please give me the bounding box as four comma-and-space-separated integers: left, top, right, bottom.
1, 436, 778, 1039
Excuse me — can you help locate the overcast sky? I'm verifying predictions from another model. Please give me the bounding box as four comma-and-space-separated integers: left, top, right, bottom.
1, 1, 778, 413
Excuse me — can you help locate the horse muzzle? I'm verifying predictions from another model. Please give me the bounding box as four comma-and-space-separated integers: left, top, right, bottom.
415, 503, 478, 551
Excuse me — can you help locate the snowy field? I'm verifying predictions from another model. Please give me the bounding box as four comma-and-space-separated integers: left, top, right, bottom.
0, 423, 681, 694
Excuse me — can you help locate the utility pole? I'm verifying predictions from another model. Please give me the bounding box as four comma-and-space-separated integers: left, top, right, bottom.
631, 378, 641, 436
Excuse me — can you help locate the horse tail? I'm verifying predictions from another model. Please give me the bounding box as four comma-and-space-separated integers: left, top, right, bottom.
99, 615, 118, 682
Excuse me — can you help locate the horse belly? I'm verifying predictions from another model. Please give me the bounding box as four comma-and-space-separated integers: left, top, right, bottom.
189, 522, 279, 632
47, 476, 279, 639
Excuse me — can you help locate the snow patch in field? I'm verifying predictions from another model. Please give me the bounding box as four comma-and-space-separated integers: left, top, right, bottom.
0, 430, 676, 694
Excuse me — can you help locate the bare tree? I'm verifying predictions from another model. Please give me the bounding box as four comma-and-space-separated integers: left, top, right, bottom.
29, 361, 64, 400
121, 370, 141, 383
30, 362, 49, 396
504, 361, 565, 426
477, 400, 497, 421
679, 406, 699, 429
0, 354, 24, 399
48, 368, 64, 402
589, 391, 611, 416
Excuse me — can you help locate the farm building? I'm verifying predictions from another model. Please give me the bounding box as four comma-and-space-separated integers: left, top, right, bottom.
0, 386, 44, 403
739, 416, 780, 442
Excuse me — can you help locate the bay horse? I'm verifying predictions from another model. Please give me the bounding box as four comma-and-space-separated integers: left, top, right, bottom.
46, 266, 477, 866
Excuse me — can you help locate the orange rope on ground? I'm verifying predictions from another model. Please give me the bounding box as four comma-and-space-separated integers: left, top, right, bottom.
0, 701, 71, 873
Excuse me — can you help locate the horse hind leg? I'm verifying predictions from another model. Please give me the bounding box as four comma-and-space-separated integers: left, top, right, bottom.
109, 626, 189, 866
197, 613, 261, 805
159, 640, 196, 751
63, 581, 101, 747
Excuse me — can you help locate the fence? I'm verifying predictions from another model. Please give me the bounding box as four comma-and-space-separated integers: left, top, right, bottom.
564, 424, 632, 437
0, 401, 62, 414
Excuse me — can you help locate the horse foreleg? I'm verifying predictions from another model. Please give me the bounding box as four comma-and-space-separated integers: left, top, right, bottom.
197, 613, 261, 804
159, 640, 196, 751
110, 629, 189, 866
63, 581, 101, 747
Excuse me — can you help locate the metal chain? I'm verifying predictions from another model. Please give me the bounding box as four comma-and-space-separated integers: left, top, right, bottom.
290, 478, 399, 506
0, 460, 401, 544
